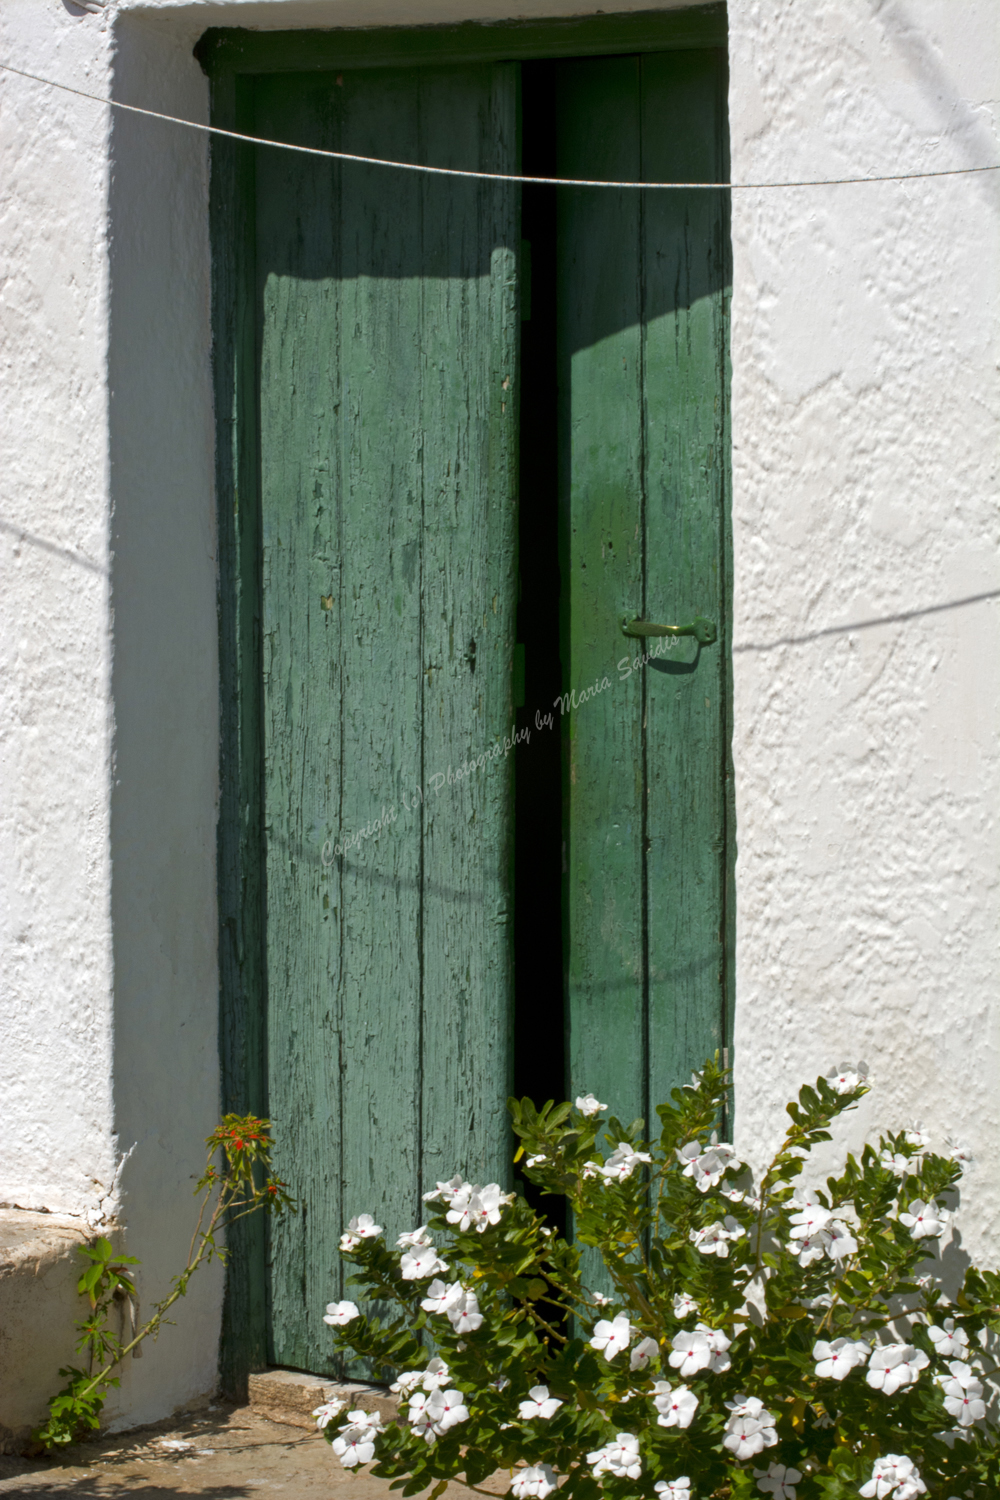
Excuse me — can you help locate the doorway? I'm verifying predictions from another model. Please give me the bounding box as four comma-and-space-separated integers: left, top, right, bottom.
202, 6, 732, 1390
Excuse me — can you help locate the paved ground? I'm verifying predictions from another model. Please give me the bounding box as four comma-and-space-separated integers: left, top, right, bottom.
0, 1405, 501, 1500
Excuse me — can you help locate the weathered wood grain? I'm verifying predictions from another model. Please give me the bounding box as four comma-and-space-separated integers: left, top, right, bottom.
641, 49, 731, 1108
557, 58, 647, 1133
557, 51, 732, 1136
252, 65, 517, 1373
418, 66, 519, 1198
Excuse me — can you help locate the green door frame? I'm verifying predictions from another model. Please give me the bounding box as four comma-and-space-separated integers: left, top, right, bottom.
197, 2, 731, 1397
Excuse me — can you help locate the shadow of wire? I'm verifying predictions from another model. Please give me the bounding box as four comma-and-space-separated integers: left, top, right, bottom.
733, 589, 1000, 653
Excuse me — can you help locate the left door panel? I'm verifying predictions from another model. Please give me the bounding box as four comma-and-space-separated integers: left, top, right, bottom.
250, 65, 519, 1374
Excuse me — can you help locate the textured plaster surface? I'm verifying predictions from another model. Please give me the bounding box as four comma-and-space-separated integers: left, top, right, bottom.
2, 0, 999, 1437
0, 4, 117, 1220
727, 0, 1000, 1272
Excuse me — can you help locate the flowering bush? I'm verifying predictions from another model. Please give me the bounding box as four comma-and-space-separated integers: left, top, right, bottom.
318, 1060, 1000, 1499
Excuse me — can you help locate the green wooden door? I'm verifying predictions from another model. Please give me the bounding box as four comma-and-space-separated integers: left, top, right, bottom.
209, 26, 729, 1385
557, 49, 731, 1129
251, 64, 519, 1374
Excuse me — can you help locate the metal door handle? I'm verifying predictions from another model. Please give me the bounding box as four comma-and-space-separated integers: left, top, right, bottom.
621, 614, 717, 645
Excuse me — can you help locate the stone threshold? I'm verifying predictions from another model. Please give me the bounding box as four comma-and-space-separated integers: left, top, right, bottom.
248, 1368, 400, 1430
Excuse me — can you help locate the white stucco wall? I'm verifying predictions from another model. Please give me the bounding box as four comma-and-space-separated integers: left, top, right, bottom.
0, 0, 997, 1432
727, 0, 1000, 1273
0, 4, 116, 1224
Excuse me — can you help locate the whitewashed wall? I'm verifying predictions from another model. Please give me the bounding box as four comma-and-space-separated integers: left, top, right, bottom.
727, 1, 1000, 1277
0, 0, 996, 1429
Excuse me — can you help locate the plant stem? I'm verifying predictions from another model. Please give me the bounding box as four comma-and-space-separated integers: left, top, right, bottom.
69, 1176, 237, 1406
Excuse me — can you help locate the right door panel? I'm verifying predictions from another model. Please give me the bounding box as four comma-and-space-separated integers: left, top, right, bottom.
557, 48, 732, 1130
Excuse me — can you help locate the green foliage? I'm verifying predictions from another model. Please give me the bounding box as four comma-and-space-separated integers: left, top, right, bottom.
323, 1061, 1000, 1500
31, 1115, 294, 1453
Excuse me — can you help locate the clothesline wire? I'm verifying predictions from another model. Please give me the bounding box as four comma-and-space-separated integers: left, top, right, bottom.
2, 59, 999, 191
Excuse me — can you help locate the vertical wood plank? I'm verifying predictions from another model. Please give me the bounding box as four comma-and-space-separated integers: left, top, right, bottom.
333, 68, 425, 1324
558, 49, 732, 1151
557, 58, 646, 1130
253, 75, 349, 1375
640, 49, 731, 1108
211, 69, 269, 1398
419, 65, 519, 1194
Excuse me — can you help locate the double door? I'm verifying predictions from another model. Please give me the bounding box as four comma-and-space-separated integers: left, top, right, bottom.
213, 35, 730, 1377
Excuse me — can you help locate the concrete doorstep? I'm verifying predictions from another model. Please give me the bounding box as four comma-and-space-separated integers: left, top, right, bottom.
248, 1368, 401, 1430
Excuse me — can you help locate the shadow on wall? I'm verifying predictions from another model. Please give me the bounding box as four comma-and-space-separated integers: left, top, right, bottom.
105, 13, 223, 1423
869, 0, 1000, 211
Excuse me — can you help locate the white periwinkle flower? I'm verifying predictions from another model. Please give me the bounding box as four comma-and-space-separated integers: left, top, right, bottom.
669, 1323, 731, 1377
389, 1370, 425, 1396
722, 1397, 778, 1461
788, 1200, 832, 1240
407, 1391, 441, 1444
518, 1385, 563, 1420
350, 1213, 382, 1238
437, 1388, 470, 1430
866, 1344, 929, 1396
928, 1319, 969, 1360
938, 1360, 986, 1426
444, 1181, 510, 1233
331, 1431, 376, 1466
591, 1292, 613, 1307
754, 1463, 802, 1499
827, 1219, 859, 1261
827, 1062, 869, 1094
576, 1093, 607, 1116
510, 1465, 558, 1499
330, 1410, 383, 1466
651, 1380, 699, 1429
673, 1291, 698, 1319
905, 1124, 930, 1150
407, 1387, 469, 1444
789, 1229, 831, 1267
630, 1336, 659, 1371
421, 1358, 452, 1390
677, 1136, 743, 1192
813, 1337, 870, 1380
899, 1199, 948, 1240
590, 1314, 633, 1360
422, 1174, 469, 1205
446, 1181, 494, 1232
588, 1434, 642, 1480
586, 1141, 653, 1184
323, 1299, 361, 1327
859, 1455, 927, 1499
447, 1289, 484, 1333
312, 1398, 346, 1430
880, 1149, 911, 1175
400, 1243, 450, 1281
420, 1278, 463, 1316
655, 1481, 691, 1499
690, 1217, 745, 1257
344, 1408, 384, 1436
397, 1225, 433, 1248
947, 1138, 975, 1170
526, 1154, 547, 1167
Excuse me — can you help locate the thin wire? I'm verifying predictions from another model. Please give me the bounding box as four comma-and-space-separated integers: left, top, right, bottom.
2, 58, 999, 191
